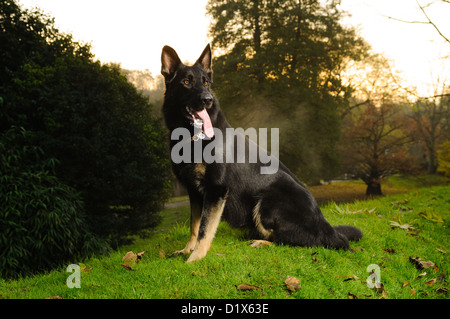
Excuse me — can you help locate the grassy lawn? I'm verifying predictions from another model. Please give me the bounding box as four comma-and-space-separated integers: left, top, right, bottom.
1, 177, 449, 299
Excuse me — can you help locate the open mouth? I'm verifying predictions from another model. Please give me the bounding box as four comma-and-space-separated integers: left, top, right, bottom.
185, 106, 214, 138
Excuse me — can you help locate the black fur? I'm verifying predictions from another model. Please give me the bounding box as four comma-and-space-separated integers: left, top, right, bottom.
161, 44, 362, 261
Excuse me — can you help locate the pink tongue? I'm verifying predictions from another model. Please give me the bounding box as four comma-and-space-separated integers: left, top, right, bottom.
195, 109, 214, 138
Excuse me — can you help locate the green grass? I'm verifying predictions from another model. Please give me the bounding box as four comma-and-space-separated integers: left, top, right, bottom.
1, 183, 449, 299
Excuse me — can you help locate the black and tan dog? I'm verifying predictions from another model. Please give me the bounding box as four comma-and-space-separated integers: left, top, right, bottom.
161, 44, 362, 262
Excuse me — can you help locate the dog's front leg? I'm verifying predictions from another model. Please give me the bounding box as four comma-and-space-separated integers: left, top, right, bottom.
187, 187, 228, 263
174, 193, 202, 255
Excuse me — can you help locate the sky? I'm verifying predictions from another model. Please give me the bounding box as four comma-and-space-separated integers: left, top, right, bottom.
18, 0, 450, 97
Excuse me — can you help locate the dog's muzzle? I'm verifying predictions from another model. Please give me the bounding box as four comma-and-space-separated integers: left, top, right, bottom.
201, 93, 213, 108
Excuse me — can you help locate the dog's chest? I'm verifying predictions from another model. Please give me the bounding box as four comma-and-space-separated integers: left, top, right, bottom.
176, 163, 206, 193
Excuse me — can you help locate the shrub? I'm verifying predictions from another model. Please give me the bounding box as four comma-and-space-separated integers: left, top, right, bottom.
0, 127, 106, 278
0, 1, 172, 247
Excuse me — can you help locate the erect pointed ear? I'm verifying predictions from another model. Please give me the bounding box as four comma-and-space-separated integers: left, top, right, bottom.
161, 45, 182, 80
195, 43, 212, 79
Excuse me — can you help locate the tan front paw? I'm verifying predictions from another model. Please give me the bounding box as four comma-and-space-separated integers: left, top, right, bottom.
173, 247, 192, 256
186, 248, 207, 263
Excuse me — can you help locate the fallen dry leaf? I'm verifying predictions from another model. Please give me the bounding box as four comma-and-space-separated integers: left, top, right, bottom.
383, 248, 396, 254
284, 276, 301, 292
436, 288, 448, 295
374, 282, 385, 294
121, 263, 136, 271
136, 251, 146, 263
348, 292, 358, 299
122, 251, 137, 264
158, 244, 166, 258
418, 211, 444, 224
236, 284, 260, 291
249, 240, 273, 248
416, 272, 427, 280
409, 256, 435, 270
402, 281, 410, 288
343, 275, 359, 282
425, 278, 437, 287
410, 288, 416, 296
390, 221, 414, 230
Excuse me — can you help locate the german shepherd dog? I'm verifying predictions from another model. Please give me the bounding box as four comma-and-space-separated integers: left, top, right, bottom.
161, 44, 362, 262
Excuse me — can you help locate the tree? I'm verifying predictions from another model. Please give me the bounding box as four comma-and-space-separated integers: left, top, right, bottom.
437, 140, 450, 180
0, 0, 172, 252
410, 90, 450, 173
206, 0, 370, 184
340, 103, 414, 195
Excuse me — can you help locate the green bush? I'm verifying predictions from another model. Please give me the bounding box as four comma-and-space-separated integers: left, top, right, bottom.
0, 1, 172, 248
0, 127, 106, 278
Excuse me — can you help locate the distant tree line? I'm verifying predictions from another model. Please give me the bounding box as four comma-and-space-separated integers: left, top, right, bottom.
0, 0, 171, 278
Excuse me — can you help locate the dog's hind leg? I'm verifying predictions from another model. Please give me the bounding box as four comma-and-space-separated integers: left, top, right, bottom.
187, 186, 228, 263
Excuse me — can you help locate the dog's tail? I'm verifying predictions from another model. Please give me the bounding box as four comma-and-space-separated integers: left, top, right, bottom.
333, 225, 363, 242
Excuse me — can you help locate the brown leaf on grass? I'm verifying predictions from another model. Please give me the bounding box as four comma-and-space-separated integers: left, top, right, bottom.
416, 272, 427, 279
249, 240, 273, 248
136, 251, 146, 263
343, 275, 359, 282
409, 256, 435, 270
407, 230, 421, 237
158, 244, 166, 258
374, 282, 385, 294
436, 288, 448, 295
410, 288, 416, 296
122, 251, 137, 264
284, 276, 301, 292
425, 278, 437, 287
389, 221, 414, 230
418, 211, 444, 224
46, 295, 63, 299
81, 266, 93, 273
348, 292, 358, 299
121, 263, 136, 271
402, 281, 410, 288
383, 248, 396, 254
236, 284, 260, 291
438, 272, 446, 283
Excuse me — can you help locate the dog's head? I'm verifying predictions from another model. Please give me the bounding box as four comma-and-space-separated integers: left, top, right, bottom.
161, 44, 216, 137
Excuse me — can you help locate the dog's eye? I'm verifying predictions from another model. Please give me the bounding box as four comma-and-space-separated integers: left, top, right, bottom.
204, 80, 209, 87
183, 79, 190, 85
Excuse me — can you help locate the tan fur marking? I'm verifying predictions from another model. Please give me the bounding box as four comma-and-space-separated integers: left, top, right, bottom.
187, 198, 226, 263
193, 163, 206, 193
174, 201, 201, 255
194, 163, 206, 177
252, 199, 274, 240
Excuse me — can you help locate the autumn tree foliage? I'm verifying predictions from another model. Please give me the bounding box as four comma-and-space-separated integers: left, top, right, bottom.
206, 0, 370, 184
340, 103, 414, 195
410, 92, 450, 174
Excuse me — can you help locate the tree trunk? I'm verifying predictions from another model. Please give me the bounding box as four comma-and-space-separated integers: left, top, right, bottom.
365, 178, 382, 196
427, 147, 438, 174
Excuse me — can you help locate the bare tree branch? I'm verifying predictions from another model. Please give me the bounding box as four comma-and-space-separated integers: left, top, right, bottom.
382, 0, 450, 44
383, 15, 429, 24
416, 0, 450, 43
